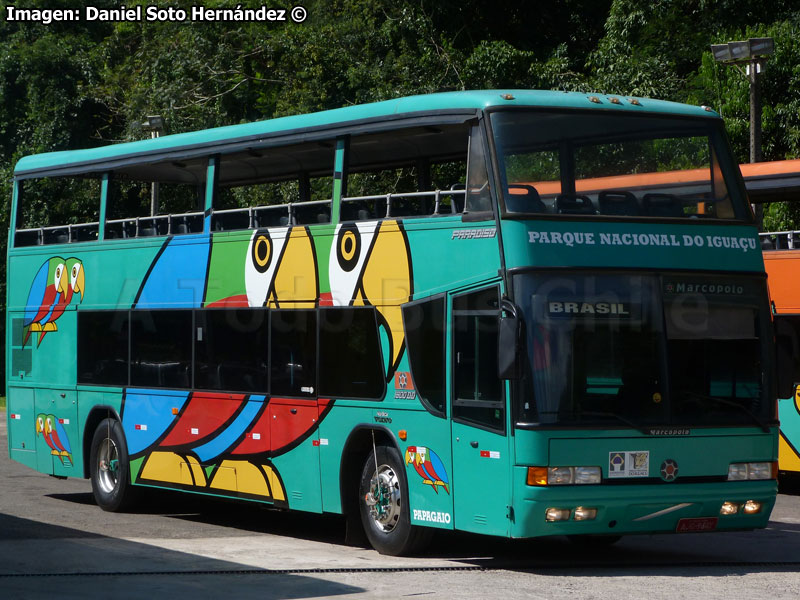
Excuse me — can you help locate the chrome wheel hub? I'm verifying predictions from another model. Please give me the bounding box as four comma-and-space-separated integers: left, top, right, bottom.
364, 463, 401, 532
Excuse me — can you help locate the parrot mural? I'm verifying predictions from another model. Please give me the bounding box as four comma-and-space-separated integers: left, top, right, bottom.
23, 256, 85, 347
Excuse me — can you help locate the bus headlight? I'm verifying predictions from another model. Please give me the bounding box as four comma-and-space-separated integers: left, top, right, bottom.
727, 462, 776, 480
527, 466, 602, 485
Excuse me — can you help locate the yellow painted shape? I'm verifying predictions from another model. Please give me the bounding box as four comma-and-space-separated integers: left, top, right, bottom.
361, 220, 411, 369
185, 456, 207, 486
209, 464, 238, 492
779, 434, 800, 473
141, 452, 194, 485
265, 466, 286, 502
218, 460, 272, 497
272, 227, 319, 305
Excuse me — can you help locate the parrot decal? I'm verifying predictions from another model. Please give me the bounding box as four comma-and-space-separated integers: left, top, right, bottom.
23, 256, 85, 347
36, 413, 73, 465
328, 219, 413, 379
405, 446, 450, 494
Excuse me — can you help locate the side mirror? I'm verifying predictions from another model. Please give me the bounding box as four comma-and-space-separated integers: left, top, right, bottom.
498, 299, 522, 380
775, 318, 799, 399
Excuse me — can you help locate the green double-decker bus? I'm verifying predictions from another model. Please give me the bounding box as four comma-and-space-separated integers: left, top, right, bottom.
6, 91, 783, 555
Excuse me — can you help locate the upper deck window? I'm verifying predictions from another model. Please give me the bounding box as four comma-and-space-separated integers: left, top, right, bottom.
491, 111, 749, 221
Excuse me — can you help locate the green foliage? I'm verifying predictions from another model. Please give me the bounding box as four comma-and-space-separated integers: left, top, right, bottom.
3, 0, 800, 393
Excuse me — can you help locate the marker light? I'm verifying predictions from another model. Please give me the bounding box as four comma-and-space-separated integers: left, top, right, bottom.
743, 500, 762, 514
573, 507, 598, 521
546, 508, 572, 522
728, 462, 776, 480
720, 502, 740, 515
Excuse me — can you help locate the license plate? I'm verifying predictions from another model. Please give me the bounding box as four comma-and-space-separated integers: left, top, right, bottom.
676, 517, 718, 533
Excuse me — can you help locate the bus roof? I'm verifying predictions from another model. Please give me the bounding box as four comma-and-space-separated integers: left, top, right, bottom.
740, 158, 800, 203
14, 90, 719, 178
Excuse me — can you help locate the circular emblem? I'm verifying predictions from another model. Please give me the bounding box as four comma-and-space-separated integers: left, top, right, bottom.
660, 459, 679, 482
336, 224, 361, 272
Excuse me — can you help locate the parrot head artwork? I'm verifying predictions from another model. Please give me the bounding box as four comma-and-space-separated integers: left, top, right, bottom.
23, 256, 85, 347
328, 219, 413, 379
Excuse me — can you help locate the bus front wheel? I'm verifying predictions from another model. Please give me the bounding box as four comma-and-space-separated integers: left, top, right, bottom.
89, 418, 138, 512
358, 445, 430, 556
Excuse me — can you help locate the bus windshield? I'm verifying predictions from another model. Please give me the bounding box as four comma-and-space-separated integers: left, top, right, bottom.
514, 272, 774, 428
490, 110, 749, 220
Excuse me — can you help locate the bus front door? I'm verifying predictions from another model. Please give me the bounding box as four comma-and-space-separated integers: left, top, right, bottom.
450, 286, 511, 537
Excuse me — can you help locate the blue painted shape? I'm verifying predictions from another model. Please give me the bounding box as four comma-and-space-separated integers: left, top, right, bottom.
122, 389, 191, 455
192, 396, 265, 463
134, 234, 211, 308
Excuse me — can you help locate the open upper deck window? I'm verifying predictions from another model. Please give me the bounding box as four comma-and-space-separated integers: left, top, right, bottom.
491, 110, 750, 221
15, 175, 102, 247
213, 140, 335, 230
343, 123, 473, 220
106, 156, 208, 238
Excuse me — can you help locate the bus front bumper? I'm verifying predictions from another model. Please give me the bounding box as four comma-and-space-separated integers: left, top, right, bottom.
511, 475, 777, 538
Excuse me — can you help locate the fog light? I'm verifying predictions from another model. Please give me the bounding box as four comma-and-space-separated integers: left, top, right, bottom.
546, 508, 571, 522
743, 500, 762, 514
573, 506, 598, 521
720, 501, 740, 515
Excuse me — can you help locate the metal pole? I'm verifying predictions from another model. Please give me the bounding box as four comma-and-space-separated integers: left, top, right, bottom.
750, 59, 763, 229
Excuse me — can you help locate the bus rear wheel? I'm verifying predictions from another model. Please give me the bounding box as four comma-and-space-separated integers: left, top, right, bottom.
90, 418, 138, 512
358, 445, 431, 556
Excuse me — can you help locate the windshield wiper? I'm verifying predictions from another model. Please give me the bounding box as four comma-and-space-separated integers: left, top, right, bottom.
679, 390, 771, 433
577, 410, 651, 435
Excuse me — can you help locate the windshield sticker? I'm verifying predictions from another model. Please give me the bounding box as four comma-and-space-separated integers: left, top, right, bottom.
664, 282, 745, 296
609, 451, 649, 478
548, 301, 631, 317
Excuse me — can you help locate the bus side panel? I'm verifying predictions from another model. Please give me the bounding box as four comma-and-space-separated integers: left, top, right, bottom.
7, 387, 37, 471
764, 251, 800, 313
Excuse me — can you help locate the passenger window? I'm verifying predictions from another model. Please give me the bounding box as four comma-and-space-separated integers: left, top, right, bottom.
318, 308, 384, 399
130, 310, 193, 388
452, 286, 504, 431
213, 141, 335, 230
343, 124, 469, 220
270, 310, 316, 397
195, 309, 269, 393
403, 296, 446, 415
15, 175, 102, 246
78, 311, 130, 386
106, 157, 207, 238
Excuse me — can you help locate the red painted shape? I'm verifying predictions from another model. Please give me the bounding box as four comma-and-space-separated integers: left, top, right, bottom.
269, 398, 320, 453
480, 450, 490, 458
160, 392, 246, 447
231, 405, 272, 455
319, 292, 333, 307
205, 294, 250, 308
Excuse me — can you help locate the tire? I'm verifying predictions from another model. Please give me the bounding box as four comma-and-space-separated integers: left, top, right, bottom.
89, 418, 139, 512
358, 444, 431, 556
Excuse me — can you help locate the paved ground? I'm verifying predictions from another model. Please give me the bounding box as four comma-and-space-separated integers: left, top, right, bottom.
1, 411, 799, 599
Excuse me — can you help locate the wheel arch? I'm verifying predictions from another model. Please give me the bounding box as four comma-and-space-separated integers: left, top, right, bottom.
82, 405, 122, 479
339, 424, 401, 518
